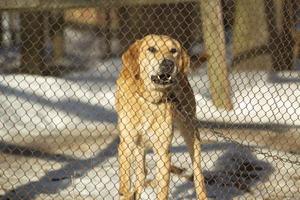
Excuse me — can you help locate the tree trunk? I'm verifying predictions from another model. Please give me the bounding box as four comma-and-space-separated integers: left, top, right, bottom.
199, 0, 233, 110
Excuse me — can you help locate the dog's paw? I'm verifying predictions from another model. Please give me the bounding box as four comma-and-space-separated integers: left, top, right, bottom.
170, 165, 187, 175
119, 191, 136, 200
170, 165, 194, 181
144, 179, 157, 188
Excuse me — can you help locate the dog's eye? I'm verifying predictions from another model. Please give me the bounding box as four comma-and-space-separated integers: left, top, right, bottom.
148, 47, 157, 53
170, 48, 177, 54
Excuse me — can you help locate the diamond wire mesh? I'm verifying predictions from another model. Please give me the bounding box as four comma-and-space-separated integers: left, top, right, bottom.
0, 0, 299, 199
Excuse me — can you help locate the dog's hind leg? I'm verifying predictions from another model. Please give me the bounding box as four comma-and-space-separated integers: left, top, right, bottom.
178, 121, 196, 163
178, 121, 207, 200
193, 135, 207, 200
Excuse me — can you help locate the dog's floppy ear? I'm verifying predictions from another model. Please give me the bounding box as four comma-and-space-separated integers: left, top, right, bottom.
122, 40, 141, 79
181, 48, 191, 74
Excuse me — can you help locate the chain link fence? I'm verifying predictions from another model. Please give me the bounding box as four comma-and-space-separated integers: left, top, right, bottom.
0, 0, 299, 199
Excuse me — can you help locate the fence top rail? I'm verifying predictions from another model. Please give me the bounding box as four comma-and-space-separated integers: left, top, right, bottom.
0, 0, 198, 10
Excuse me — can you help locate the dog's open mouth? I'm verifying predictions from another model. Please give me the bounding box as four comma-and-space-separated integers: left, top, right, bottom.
151, 74, 174, 85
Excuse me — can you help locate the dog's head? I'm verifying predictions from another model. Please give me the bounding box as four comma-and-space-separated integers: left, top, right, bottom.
122, 34, 190, 90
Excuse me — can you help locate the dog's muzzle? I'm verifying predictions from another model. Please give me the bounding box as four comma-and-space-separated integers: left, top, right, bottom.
151, 74, 174, 85
151, 59, 176, 86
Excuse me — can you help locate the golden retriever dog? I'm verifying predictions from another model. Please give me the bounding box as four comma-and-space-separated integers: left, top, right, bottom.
115, 34, 207, 200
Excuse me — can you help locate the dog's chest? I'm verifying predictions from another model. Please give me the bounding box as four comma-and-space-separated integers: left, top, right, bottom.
136, 101, 174, 147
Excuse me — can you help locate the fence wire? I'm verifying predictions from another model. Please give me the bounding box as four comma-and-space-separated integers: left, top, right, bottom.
0, 0, 299, 199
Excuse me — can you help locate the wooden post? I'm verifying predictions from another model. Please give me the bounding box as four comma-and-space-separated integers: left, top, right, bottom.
96, 8, 110, 58
119, 5, 143, 50
20, 11, 45, 74
0, 13, 2, 47
271, 0, 297, 71
199, 0, 233, 110
109, 8, 121, 56
233, 0, 297, 71
232, 0, 272, 70
9, 12, 20, 46
49, 11, 65, 62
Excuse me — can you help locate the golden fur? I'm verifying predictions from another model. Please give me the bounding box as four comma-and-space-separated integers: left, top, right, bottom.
115, 34, 207, 200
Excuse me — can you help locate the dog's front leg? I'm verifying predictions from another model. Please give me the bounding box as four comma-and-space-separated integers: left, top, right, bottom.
118, 137, 134, 198
154, 146, 171, 200
133, 145, 146, 199
151, 104, 173, 199
153, 124, 172, 200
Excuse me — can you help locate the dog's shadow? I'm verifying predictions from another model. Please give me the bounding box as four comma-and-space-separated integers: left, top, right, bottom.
171, 143, 273, 200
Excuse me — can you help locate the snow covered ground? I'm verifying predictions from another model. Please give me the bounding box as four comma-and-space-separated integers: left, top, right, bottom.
0, 57, 299, 199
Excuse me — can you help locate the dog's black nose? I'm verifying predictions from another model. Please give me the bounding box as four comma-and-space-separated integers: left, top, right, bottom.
160, 59, 175, 74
